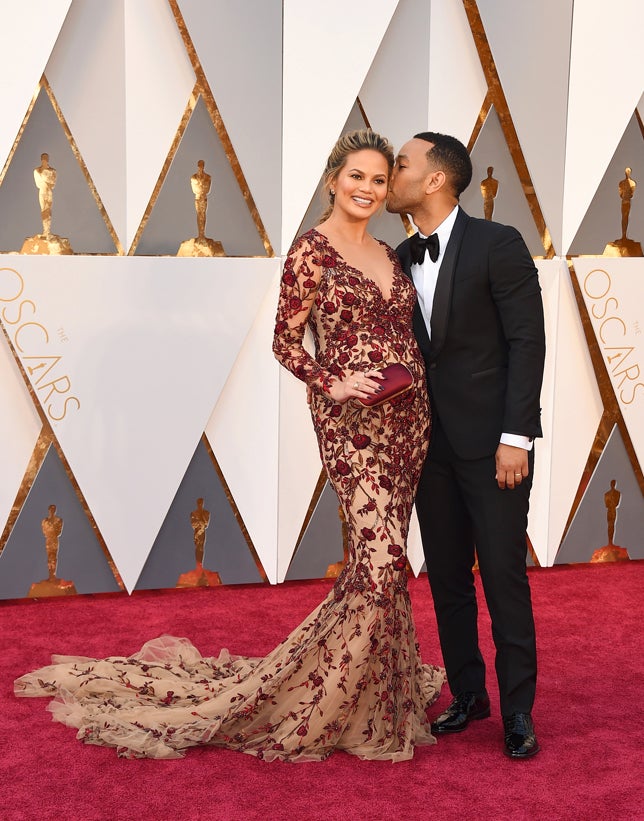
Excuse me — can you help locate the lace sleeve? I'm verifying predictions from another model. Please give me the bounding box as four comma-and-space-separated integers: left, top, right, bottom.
272, 235, 338, 395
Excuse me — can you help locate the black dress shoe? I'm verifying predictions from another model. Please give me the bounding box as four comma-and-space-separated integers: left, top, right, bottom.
431, 692, 491, 734
503, 713, 540, 759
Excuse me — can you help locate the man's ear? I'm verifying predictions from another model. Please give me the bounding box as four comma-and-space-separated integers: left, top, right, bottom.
425, 170, 447, 194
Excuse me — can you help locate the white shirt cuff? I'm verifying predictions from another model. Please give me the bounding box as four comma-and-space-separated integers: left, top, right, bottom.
500, 433, 533, 451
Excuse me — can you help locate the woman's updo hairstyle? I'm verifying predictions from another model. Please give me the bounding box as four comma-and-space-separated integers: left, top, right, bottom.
319, 128, 394, 222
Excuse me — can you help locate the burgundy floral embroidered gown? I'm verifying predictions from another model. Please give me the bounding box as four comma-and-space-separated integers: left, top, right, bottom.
15, 229, 443, 762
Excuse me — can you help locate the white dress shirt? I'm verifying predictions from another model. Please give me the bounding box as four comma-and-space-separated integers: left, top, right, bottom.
410, 205, 458, 333
410, 206, 532, 452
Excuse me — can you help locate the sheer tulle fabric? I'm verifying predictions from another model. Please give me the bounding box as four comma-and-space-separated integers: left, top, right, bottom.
16, 230, 444, 761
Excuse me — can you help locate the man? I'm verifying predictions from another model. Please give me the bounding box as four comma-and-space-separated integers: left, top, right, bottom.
387, 132, 545, 758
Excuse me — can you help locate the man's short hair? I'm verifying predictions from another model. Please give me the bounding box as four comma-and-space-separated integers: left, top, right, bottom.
414, 132, 473, 197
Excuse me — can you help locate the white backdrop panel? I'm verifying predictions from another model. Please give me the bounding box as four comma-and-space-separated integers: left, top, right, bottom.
563, 0, 644, 253
359, 0, 431, 152
529, 260, 604, 565
179, 0, 283, 254
527, 260, 559, 565
0, 323, 42, 533
546, 259, 603, 564
205, 266, 282, 584
575, 258, 644, 469
428, 0, 487, 146
45, 1, 127, 250
407, 507, 424, 577
276, 346, 325, 583
0, 1, 71, 174
3, 255, 275, 591
281, 0, 399, 252
477, 0, 573, 254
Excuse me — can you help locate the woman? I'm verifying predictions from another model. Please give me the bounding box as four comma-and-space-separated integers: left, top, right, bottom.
15, 129, 443, 762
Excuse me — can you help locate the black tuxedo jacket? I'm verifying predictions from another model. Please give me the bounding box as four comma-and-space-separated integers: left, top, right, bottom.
397, 207, 545, 461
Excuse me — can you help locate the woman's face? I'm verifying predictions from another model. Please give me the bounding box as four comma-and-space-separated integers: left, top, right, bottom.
330, 149, 389, 220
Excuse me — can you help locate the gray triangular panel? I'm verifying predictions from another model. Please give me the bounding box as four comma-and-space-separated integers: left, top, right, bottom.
0, 87, 117, 254
135, 438, 264, 590
285, 481, 344, 582
0, 445, 120, 599
568, 113, 644, 255
134, 96, 265, 257
556, 426, 644, 564
460, 107, 544, 256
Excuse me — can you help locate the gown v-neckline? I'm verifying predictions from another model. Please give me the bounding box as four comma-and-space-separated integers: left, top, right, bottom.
311, 228, 398, 304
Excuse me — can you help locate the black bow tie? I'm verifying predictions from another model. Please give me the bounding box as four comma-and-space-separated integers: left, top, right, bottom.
409, 232, 440, 265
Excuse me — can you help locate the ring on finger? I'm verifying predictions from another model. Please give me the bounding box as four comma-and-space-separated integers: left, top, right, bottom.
353, 381, 359, 389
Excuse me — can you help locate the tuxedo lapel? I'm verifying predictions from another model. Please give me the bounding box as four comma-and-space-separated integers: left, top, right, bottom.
429, 207, 468, 359
412, 300, 431, 359
398, 239, 431, 358
397, 240, 413, 278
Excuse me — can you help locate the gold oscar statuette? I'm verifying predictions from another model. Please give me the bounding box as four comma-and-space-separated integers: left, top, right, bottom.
177, 160, 225, 257
480, 166, 498, 221
590, 480, 630, 563
177, 498, 222, 587
21, 153, 73, 255
603, 167, 643, 257
28, 504, 77, 597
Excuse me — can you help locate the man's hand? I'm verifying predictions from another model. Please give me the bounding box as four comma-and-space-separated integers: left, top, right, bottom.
495, 443, 529, 490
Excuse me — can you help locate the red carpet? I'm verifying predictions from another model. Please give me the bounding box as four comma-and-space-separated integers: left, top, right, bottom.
1, 562, 642, 821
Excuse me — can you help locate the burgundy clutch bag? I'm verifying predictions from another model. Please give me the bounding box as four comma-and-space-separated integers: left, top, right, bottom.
359, 363, 414, 407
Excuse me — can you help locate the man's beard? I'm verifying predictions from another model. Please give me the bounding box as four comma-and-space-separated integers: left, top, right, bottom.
385, 196, 403, 214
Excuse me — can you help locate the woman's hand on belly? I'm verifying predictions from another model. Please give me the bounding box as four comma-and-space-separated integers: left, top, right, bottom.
328, 369, 384, 404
